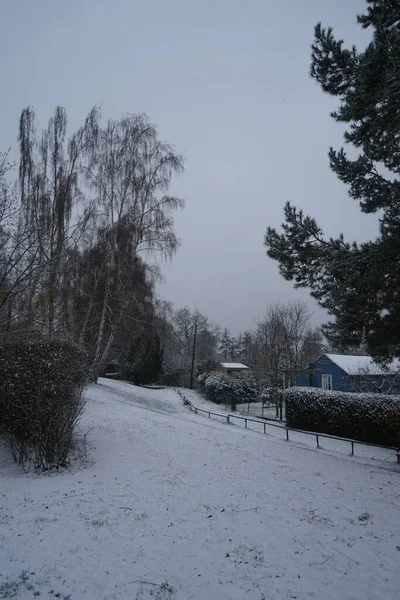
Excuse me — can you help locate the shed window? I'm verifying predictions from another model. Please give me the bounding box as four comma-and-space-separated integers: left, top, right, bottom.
321, 374, 333, 390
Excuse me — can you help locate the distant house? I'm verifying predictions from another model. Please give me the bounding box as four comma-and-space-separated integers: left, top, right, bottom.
295, 353, 400, 394
219, 362, 249, 376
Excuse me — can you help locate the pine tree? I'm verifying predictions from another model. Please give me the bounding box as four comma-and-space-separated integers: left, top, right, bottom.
265, 0, 400, 359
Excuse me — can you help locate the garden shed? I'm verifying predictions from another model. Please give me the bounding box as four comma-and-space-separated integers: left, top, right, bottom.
219, 362, 249, 376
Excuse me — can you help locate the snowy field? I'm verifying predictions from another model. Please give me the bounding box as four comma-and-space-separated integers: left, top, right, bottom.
1, 379, 400, 600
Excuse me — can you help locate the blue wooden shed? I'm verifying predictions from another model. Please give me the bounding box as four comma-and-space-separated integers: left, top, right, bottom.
295, 354, 400, 393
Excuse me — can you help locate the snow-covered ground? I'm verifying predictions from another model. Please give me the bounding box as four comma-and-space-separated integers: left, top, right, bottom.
1, 379, 399, 600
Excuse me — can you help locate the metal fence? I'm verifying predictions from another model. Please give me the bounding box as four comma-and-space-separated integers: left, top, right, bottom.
176, 390, 400, 463
236, 401, 286, 421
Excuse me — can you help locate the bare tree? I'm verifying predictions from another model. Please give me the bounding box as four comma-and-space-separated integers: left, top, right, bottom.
0, 150, 47, 335
250, 300, 324, 387
252, 305, 286, 387
83, 114, 185, 379
278, 301, 319, 385
348, 360, 400, 395
0, 150, 18, 330
164, 306, 220, 385
17, 105, 100, 336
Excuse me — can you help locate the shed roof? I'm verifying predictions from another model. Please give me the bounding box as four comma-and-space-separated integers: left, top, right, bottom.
221, 362, 249, 370
325, 354, 400, 375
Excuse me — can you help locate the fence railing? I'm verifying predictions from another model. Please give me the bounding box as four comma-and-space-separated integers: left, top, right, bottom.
236, 401, 285, 422
175, 390, 400, 463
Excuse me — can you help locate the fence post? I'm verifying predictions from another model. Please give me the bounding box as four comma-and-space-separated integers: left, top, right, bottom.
286, 429, 289, 441
351, 441, 354, 455
227, 415, 230, 424
316, 435, 319, 448
263, 423, 266, 435
208, 412, 211, 418
245, 418, 248, 429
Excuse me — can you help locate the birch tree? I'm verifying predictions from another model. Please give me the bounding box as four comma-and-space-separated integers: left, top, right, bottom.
17, 105, 99, 336
84, 114, 185, 379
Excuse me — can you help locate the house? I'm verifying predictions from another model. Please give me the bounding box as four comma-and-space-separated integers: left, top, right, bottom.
295, 353, 400, 394
219, 362, 249, 376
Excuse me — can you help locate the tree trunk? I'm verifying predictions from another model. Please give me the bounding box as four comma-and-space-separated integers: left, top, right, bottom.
90, 275, 110, 382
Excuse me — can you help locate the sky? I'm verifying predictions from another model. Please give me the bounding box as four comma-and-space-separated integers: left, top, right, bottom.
0, 0, 378, 334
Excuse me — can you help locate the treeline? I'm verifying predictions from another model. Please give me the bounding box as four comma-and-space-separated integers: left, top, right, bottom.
0, 105, 325, 389
161, 301, 324, 388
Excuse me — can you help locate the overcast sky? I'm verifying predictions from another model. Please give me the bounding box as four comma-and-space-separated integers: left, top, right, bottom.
0, 0, 378, 334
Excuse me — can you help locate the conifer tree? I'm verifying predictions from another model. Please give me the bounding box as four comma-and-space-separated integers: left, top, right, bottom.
265, 1, 400, 358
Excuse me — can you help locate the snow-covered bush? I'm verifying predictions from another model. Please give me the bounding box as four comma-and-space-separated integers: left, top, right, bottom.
197, 372, 208, 386
0, 340, 88, 470
200, 373, 233, 404
285, 387, 400, 446
199, 372, 257, 406
261, 386, 283, 406
236, 373, 258, 404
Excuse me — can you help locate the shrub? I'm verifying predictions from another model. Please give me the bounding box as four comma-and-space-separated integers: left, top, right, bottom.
197, 372, 208, 386
261, 386, 283, 406
0, 339, 88, 470
199, 372, 258, 407
235, 373, 258, 404
285, 386, 400, 447
200, 373, 236, 405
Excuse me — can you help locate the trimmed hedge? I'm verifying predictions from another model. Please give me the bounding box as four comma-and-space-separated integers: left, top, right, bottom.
0, 339, 88, 470
285, 386, 400, 447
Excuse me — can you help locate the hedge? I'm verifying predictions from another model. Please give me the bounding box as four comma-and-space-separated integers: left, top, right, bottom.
285, 386, 400, 447
0, 339, 88, 470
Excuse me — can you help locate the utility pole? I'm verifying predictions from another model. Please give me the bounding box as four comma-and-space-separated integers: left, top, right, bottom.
189, 322, 198, 390
280, 371, 285, 422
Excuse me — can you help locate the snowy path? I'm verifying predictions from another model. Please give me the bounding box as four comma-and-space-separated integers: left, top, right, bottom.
1, 379, 399, 600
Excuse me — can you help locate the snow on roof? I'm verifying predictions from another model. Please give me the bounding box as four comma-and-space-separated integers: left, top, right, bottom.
325, 354, 400, 375
221, 362, 249, 370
